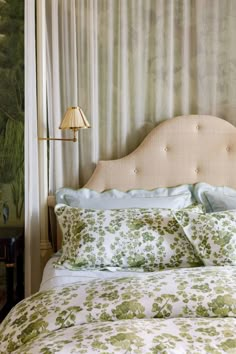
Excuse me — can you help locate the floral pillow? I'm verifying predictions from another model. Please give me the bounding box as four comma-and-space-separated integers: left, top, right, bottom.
174, 208, 236, 266
55, 204, 203, 271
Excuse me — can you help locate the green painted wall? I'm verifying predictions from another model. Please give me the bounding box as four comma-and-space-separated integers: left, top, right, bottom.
0, 0, 24, 226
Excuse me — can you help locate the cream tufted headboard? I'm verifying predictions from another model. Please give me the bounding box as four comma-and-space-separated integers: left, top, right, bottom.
47, 114, 236, 252
84, 115, 236, 191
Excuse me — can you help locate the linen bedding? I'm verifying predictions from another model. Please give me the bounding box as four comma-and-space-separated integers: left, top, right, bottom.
1, 266, 236, 353
2, 196, 236, 354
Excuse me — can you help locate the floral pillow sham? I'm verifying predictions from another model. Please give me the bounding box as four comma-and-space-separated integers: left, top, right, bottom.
55, 203, 203, 271
174, 208, 236, 266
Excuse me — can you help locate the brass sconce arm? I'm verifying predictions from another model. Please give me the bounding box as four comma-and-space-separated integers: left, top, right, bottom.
38, 137, 77, 142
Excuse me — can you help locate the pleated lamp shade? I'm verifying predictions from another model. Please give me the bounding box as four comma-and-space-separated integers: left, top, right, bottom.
59, 106, 90, 131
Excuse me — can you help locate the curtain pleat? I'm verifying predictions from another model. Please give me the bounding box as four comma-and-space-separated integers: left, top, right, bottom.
25, 0, 41, 295
44, 0, 236, 192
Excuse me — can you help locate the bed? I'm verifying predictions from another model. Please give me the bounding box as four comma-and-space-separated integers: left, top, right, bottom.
1, 114, 236, 353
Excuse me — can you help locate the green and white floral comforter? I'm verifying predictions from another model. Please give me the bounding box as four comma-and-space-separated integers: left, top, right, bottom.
1, 266, 236, 353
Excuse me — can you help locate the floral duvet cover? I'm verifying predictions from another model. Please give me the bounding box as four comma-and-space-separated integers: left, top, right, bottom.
1, 266, 236, 354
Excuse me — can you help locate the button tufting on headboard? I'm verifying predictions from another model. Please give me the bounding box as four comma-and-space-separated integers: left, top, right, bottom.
84, 115, 236, 191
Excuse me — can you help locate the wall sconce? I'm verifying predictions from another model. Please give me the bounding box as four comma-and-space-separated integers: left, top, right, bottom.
38, 106, 90, 142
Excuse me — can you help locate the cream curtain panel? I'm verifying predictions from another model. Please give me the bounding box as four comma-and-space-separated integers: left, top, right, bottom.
25, 0, 41, 295
45, 0, 236, 194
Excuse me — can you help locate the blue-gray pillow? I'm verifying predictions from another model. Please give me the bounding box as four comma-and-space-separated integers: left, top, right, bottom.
193, 182, 236, 212
204, 191, 236, 212
56, 185, 195, 210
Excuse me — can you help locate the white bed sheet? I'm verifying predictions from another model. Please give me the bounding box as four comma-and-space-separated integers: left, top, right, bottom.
40, 254, 147, 291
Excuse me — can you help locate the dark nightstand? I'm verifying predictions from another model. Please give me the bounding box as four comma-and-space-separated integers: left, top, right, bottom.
0, 227, 24, 321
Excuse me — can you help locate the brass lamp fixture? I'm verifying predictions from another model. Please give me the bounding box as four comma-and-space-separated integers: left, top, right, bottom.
39, 106, 90, 142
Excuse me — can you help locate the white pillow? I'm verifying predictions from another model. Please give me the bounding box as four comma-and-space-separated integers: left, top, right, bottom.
56, 185, 195, 210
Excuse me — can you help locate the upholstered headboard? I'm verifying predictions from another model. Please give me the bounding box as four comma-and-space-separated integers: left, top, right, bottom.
47, 114, 236, 252
84, 115, 236, 191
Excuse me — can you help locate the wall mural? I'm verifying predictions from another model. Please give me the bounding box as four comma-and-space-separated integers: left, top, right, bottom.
0, 0, 24, 226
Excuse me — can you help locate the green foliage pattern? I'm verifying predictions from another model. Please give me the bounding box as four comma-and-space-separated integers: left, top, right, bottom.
0, 266, 236, 353
54, 204, 204, 271
174, 209, 236, 266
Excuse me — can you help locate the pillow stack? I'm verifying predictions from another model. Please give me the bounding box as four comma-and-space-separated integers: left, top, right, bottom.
55, 185, 203, 271
55, 182, 236, 271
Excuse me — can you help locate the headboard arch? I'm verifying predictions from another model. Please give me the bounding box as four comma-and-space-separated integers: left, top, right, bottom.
84, 115, 236, 191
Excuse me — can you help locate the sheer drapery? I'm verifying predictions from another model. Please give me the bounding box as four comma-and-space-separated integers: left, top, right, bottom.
45, 0, 236, 194
25, 0, 41, 295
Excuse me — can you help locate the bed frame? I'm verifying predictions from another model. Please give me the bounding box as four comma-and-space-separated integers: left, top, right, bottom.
46, 114, 236, 254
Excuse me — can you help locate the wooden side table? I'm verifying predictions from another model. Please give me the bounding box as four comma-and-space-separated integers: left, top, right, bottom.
0, 227, 24, 321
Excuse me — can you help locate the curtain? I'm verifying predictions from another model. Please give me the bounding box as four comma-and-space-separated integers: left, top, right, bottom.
45, 0, 236, 194
25, 0, 41, 295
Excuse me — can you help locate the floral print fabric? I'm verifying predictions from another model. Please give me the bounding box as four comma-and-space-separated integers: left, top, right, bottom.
8, 319, 236, 354
174, 208, 236, 265
55, 204, 203, 270
1, 266, 236, 353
